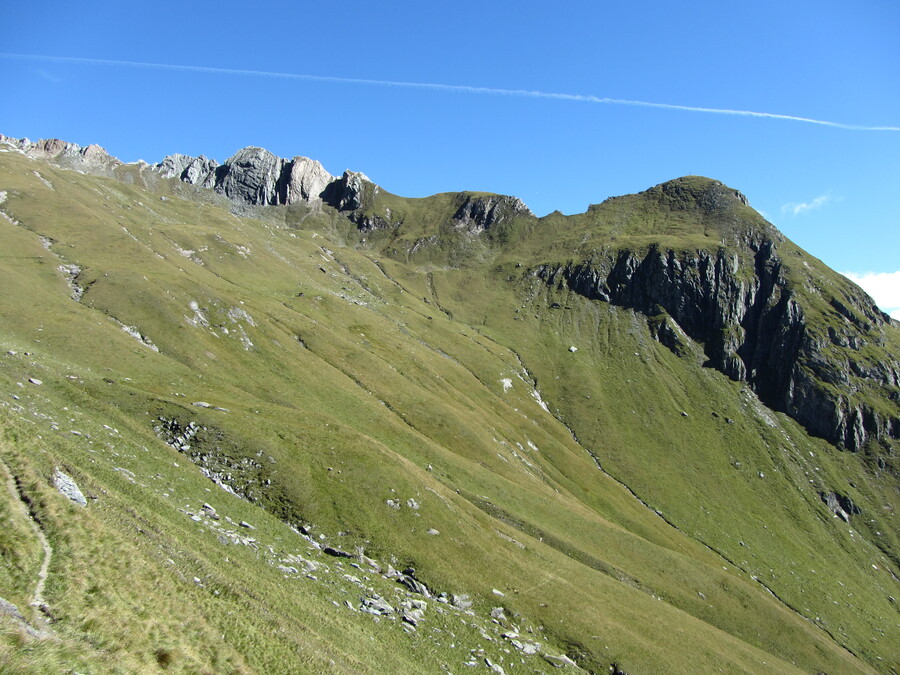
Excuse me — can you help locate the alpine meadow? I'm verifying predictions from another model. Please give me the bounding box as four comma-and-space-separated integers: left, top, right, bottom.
0, 135, 897, 674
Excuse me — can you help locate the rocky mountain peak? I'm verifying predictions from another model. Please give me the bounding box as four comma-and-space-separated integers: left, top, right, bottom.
595, 176, 751, 218
651, 176, 750, 210
285, 156, 334, 204
153, 146, 336, 207
0, 135, 121, 173
217, 146, 288, 205
452, 194, 534, 233
157, 153, 219, 189
322, 170, 376, 212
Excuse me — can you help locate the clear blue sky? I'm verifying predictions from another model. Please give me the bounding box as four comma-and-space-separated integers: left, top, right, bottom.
2, 1, 898, 313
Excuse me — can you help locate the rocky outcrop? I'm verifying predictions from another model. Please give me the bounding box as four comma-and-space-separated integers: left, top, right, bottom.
821, 491, 861, 522
3, 135, 534, 236
541, 218, 899, 452
321, 170, 374, 211
453, 194, 533, 233
216, 147, 288, 205
319, 170, 402, 231
286, 156, 335, 204
157, 153, 219, 189
154, 146, 335, 207
550, 238, 798, 381
1, 135, 121, 173
0, 135, 338, 208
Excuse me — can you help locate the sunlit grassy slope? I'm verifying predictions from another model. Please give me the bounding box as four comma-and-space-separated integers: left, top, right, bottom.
0, 150, 897, 674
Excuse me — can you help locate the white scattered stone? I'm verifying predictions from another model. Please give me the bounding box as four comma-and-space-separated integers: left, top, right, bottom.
543, 653, 578, 668
28, 378, 42, 385
53, 468, 87, 506
117, 322, 159, 351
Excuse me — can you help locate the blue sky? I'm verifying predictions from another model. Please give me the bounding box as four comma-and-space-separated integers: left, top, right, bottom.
2, 1, 898, 316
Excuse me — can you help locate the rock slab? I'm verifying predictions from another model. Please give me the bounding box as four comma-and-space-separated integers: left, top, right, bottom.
53, 468, 87, 506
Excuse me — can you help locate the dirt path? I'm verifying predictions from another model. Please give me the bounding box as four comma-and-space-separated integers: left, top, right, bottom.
1, 457, 53, 635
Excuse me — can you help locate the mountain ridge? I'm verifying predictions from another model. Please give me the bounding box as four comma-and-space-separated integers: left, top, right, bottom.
2, 134, 897, 452
0, 134, 898, 673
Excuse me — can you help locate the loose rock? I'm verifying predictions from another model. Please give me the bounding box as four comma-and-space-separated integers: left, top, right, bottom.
53, 468, 87, 506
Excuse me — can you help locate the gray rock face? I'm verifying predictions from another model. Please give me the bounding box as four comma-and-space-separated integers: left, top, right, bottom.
217, 147, 289, 205
53, 468, 87, 506
546, 199, 899, 452
285, 156, 334, 204
322, 170, 373, 211
318, 170, 401, 231
154, 146, 334, 207
453, 194, 533, 233
1, 135, 121, 173
821, 491, 861, 522
157, 153, 219, 189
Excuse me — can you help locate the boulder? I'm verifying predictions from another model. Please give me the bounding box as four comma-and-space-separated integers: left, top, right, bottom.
360, 595, 394, 615
323, 546, 353, 558
53, 468, 87, 506
397, 573, 431, 597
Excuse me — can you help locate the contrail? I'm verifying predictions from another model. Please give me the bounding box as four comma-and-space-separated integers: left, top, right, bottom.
3, 52, 899, 132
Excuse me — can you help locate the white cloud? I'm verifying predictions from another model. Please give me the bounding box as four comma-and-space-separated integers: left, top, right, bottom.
781, 195, 830, 216
842, 271, 900, 318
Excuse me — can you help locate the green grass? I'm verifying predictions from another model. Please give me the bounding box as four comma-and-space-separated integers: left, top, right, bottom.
0, 151, 896, 673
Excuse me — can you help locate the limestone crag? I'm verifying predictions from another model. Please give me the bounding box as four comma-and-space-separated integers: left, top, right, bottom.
322, 170, 375, 211
286, 156, 335, 204
216, 147, 289, 205
157, 153, 219, 189
153, 146, 336, 207
0, 135, 121, 173
320, 170, 400, 231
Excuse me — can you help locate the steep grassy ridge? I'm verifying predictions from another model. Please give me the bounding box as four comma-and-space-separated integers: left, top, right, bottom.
0, 148, 897, 673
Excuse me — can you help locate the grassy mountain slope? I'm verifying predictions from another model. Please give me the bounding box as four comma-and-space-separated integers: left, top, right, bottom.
0, 147, 897, 674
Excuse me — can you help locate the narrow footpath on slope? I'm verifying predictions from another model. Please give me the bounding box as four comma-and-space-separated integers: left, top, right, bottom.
0, 456, 53, 638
